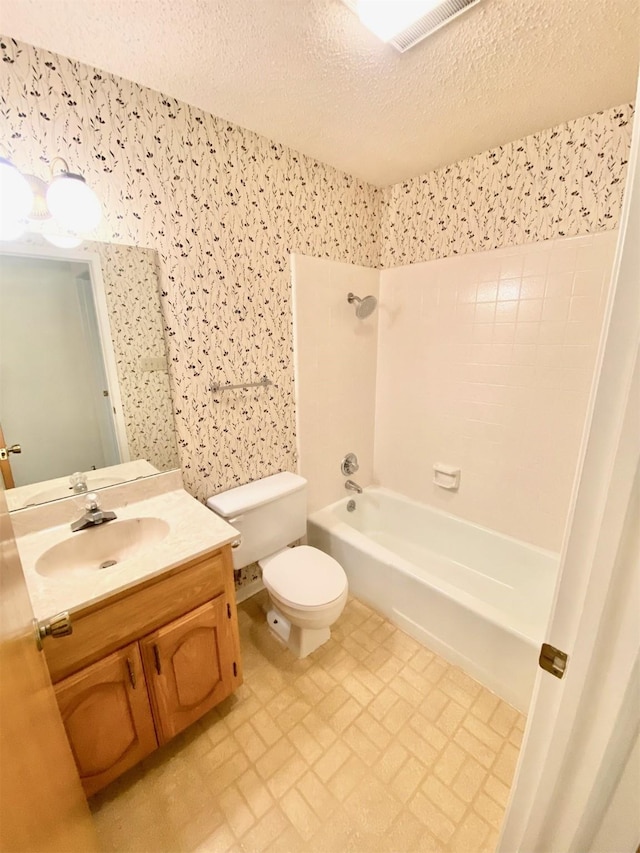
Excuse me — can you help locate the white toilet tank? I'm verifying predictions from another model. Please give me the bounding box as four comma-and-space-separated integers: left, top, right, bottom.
206, 472, 307, 569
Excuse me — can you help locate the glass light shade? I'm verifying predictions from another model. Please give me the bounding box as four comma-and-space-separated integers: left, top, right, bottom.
46, 172, 102, 232
356, 0, 441, 41
43, 231, 83, 249
0, 217, 26, 241
0, 158, 33, 238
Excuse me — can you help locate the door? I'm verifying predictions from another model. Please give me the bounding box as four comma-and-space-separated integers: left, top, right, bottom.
54, 643, 157, 797
0, 489, 97, 851
498, 70, 640, 851
141, 597, 235, 744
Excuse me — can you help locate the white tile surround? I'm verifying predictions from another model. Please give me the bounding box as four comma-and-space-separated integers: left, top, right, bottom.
375, 231, 618, 551
292, 255, 379, 513
294, 231, 618, 551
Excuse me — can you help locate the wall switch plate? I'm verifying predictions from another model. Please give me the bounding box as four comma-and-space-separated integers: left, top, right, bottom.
139, 356, 167, 372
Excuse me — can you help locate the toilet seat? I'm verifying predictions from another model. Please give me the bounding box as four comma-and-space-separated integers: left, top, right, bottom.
260, 546, 347, 610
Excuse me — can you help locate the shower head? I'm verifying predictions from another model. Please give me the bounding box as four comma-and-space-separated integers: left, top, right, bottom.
347, 292, 377, 319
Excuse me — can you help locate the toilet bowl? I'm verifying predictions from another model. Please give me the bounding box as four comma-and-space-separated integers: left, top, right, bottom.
260, 545, 348, 657
206, 472, 349, 658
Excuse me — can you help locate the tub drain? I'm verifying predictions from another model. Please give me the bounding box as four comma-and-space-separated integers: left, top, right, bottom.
99, 559, 118, 569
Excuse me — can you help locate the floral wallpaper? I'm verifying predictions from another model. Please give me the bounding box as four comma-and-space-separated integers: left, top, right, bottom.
0, 36, 634, 595
85, 241, 180, 472
380, 105, 634, 267
0, 36, 381, 510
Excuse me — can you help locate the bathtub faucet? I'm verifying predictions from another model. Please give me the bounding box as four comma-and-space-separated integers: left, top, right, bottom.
345, 480, 363, 494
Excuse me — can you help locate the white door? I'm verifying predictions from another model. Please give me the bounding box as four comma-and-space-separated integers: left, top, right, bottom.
0, 254, 120, 486
498, 73, 640, 851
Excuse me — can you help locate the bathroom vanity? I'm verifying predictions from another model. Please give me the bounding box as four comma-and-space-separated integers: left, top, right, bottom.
13, 474, 243, 797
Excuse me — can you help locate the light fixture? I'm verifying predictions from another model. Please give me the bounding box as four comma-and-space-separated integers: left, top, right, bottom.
354, 0, 443, 42
42, 227, 84, 249
0, 154, 102, 244
0, 157, 34, 240
46, 158, 102, 232
342, 0, 482, 52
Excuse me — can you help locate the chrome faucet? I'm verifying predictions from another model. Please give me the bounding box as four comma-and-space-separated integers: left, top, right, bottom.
71, 493, 117, 532
345, 480, 363, 494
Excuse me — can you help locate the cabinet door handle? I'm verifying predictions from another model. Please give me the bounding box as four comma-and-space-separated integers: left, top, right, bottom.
153, 644, 162, 675
126, 657, 136, 688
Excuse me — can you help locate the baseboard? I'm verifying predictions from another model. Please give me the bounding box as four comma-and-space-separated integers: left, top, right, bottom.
235, 577, 265, 604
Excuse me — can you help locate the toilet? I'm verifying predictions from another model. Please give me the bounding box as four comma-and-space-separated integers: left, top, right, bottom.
206, 472, 348, 658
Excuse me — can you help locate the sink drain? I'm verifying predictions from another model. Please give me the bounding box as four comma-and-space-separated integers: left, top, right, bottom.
99, 559, 118, 569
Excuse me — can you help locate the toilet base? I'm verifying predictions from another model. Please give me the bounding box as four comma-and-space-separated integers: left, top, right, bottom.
266, 606, 331, 658
289, 624, 330, 658
266, 608, 290, 644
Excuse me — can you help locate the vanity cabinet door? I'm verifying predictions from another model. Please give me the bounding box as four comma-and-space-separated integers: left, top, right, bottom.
54, 643, 157, 797
140, 597, 235, 744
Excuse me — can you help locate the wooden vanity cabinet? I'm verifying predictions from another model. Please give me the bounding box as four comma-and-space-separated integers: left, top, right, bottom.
141, 597, 235, 743
54, 644, 157, 797
45, 545, 242, 797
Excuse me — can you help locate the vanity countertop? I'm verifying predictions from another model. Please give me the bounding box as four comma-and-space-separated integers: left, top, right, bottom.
16, 488, 239, 621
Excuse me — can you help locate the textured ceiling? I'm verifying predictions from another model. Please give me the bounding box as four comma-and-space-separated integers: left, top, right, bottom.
0, 0, 638, 186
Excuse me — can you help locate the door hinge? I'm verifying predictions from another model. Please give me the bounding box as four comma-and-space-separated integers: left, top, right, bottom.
227, 603, 231, 619
233, 661, 237, 677
539, 643, 568, 679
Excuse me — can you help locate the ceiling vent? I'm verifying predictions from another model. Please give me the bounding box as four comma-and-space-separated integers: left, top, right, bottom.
391, 0, 481, 51
343, 0, 482, 53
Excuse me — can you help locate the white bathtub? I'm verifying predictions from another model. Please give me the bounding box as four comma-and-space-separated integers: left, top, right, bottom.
308, 487, 559, 711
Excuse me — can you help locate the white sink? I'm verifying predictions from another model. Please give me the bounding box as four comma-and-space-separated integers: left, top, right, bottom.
35, 518, 170, 578
15, 484, 240, 620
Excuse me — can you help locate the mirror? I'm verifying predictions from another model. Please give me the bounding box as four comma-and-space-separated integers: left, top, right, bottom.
0, 237, 179, 510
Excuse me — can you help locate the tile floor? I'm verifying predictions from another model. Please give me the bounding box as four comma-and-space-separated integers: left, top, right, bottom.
91, 593, 525, 852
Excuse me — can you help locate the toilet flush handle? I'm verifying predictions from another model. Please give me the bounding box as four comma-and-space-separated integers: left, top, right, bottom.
228, 516, 243, 549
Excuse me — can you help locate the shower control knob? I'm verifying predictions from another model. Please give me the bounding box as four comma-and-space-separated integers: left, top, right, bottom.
341, 452, 359, 476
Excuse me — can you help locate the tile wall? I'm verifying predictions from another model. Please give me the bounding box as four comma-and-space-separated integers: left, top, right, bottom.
292, 255, 379, 513
374, 231, 619, 550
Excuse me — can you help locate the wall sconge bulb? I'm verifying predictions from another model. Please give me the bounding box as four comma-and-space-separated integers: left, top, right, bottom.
0, 157, 34, 239
46, 171, 102, 232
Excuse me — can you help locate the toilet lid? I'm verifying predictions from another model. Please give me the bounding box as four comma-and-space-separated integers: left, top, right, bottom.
261, 546, 347, 608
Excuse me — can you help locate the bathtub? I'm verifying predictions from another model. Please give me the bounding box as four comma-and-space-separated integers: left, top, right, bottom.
308, 487, 559, 711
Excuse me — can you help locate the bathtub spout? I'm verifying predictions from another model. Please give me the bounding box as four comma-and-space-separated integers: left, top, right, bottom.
345, 480, 363, 494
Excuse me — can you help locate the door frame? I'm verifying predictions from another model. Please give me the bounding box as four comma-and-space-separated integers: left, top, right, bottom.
0, 421, 16, 489
0, 241, 130, 465
498, 71, 640, 851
